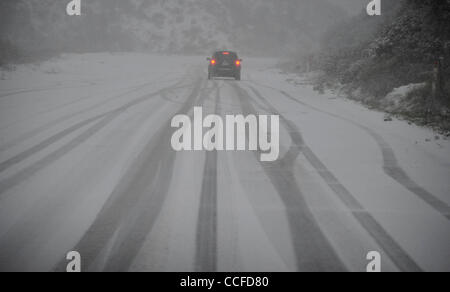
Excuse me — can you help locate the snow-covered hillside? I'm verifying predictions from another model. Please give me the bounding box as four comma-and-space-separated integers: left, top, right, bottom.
121, 0, 234, 53
121, 0, 348, 54
1, 0, 348, 58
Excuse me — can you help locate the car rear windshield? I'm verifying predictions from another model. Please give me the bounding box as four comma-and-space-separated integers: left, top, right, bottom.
214, 52, 238, 62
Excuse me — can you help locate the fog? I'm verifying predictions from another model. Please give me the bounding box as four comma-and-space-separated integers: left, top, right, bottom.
0, 0, 369, 60
337, 0, 367, 15
1, 0, 449, 273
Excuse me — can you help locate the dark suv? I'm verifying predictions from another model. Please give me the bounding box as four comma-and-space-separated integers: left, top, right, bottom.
207, 51, 242, 81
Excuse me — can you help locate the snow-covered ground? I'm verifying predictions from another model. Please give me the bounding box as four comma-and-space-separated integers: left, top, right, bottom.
0, 53, 449, 272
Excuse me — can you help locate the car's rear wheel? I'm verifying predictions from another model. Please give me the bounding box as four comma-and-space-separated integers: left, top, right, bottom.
208, 72, 212, 80
235, 72, 241, 81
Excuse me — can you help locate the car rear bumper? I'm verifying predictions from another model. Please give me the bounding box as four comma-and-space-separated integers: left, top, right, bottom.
211, 67, 240, 77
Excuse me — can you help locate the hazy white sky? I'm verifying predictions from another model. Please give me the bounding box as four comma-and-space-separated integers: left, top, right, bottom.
336, 0, 367, 15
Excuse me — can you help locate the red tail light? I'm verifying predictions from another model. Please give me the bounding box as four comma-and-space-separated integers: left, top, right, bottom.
235, 60, 241, 66
211, 59, 216, 65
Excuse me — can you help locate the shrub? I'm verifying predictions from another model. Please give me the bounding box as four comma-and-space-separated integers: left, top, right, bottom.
0, 40, 22, 67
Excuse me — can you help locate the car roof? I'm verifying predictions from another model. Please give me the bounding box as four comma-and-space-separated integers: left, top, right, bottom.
214, 51, 237, 55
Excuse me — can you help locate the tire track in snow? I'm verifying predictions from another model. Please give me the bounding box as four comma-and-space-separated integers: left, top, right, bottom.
232, 83, 347, 272
0, 75, 203, 271
53, 76, 213, 272
244, 83, 422, 272
101, 80, 216, 272
195, 81, 220, 272
0, 74, 181, 153
0, 83, 190, 155
0, 75, 185, 154
0, 79, 189, 198
0, 71, 166, 100
0, 84, 95, 99
250, 80, 450, 221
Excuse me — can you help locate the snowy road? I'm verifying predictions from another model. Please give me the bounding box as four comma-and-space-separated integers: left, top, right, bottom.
0, 54, 449, 272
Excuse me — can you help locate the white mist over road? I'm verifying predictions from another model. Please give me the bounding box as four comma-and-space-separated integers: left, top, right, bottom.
0, 54, 449, 271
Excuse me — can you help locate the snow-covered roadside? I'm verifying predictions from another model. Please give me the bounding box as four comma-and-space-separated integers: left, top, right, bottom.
245, 59, 450, 271
1, 53, 166, 90
249, 67, 450, 205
